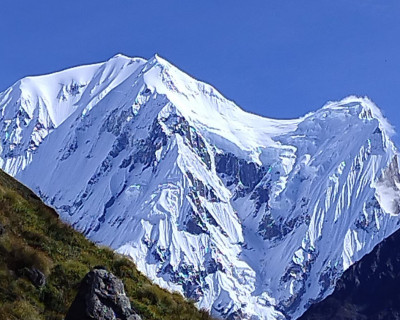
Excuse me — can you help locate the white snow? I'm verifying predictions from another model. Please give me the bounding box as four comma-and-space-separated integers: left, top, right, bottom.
1, 53, 400, 320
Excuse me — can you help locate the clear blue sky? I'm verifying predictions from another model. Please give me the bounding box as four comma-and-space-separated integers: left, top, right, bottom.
1, 1, 400, 136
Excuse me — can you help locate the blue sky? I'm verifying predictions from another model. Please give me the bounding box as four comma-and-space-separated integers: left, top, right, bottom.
1, 1, 400, 135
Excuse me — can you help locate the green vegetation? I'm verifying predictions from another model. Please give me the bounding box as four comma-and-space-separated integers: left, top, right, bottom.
0, 170, 213, 320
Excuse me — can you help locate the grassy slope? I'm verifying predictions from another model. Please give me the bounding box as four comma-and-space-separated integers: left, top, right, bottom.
0, 170, 213, 320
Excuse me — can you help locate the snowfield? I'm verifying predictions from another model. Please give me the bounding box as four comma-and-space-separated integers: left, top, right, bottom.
1, 54, 399, 319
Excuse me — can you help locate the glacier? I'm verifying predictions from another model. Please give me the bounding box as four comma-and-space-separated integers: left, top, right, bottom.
0, 53, 399, 319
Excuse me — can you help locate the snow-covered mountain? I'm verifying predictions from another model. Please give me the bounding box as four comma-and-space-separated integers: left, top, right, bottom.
299, 220, 400, 320
1, 54, 400, 319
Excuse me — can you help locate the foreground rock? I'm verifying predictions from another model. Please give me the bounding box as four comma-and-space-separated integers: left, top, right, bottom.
24, 267, 46, 288
65, 267, 142, 320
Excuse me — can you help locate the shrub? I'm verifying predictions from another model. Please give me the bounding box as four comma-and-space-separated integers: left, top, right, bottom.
40, 284, 66, 314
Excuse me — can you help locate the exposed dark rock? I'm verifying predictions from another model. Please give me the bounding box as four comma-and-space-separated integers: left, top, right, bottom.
186, 216, 207, 235
215, 152, 239, 177
204, 208, 219, 226
184, 208, 208, 235
164, 262, 207, 301
132, 119, 168, 170
186, 171, 220, 203
24, 266, 46, 288
258, 214, 281, 240
251, 184, 271, 216
165, 114, 212, 169
250, 184, 270, 204
151, 246, 170, 263
61, 136, 78, 161
300, 227, 400, 320
204, 257, 223, 274
65, 267, 141, 320
215, 152, 266, 194
110, 132, 130, 158
101, 108, 132, 137
238, 160, 262, 190
182, 280, 203, 300
226, 310, 248, 320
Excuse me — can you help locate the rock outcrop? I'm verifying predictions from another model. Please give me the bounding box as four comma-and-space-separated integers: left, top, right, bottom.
65, 267, 141, 320
24, 267, 46, 288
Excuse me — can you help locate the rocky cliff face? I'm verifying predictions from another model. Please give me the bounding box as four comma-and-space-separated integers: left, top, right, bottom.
1, 54, 400, 319
66, 267, 141, 320
299, 226, 400, 320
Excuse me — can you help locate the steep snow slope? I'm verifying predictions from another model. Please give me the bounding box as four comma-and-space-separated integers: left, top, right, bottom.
0, 54, 146, 175
1, 54, 400, 319
299, 214, 400, 320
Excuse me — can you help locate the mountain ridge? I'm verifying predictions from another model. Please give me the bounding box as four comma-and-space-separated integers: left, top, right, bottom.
1, 54, 400, 319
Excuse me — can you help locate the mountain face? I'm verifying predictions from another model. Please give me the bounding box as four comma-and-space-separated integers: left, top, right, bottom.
299, 221, 400, 320
1, 54, 400, 319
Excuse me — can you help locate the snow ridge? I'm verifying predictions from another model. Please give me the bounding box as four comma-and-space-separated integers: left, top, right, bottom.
1, 54, 399, 320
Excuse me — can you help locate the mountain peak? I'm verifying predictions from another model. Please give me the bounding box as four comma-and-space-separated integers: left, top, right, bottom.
1, 55, 400, 320
110, 53, 131, 60
149, 53, 167, 64
322, 96, 395, 136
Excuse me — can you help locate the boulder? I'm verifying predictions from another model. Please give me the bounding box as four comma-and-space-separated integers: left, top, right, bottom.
24, 267, 46, 288
65, 267, 141, 320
